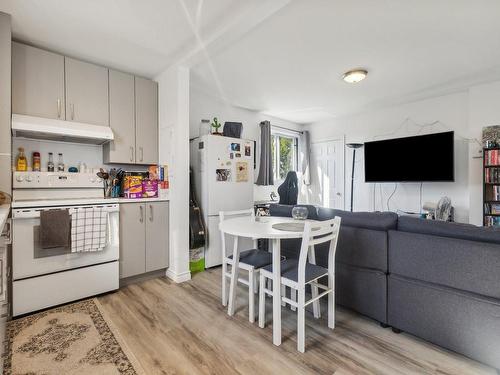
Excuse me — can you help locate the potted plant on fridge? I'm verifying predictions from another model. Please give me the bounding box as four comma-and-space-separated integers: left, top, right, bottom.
211, 117, 222, 135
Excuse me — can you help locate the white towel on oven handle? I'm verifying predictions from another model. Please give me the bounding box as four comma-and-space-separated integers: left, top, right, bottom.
70, 207, 109, 253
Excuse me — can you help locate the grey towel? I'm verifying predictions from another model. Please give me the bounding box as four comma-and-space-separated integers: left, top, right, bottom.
40, 209, 71, 249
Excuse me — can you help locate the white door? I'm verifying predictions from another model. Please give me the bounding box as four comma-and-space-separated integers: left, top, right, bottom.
310, 140, 345, 209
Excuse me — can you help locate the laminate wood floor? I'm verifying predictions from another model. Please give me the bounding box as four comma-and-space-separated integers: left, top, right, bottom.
98, 268, 496, 375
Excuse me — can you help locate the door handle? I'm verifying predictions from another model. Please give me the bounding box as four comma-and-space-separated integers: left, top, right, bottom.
139, 205, 144, 223
149, 204, 153, 222
130, 146, 134, 162
140, 147, 144, 162
57, 99, 61, 118
70, 103, 75, 120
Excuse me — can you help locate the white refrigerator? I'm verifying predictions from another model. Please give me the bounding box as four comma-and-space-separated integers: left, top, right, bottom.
190, 135, 255, 268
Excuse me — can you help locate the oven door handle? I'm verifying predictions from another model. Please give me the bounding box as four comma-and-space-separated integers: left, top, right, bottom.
12, 204, 120, 219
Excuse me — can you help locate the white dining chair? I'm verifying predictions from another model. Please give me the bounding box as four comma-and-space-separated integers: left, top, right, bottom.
220, 209, 273, 323
258, 217, 341, 352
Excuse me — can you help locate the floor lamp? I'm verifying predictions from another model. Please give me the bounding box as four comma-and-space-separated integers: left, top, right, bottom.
346, 143, 363, 212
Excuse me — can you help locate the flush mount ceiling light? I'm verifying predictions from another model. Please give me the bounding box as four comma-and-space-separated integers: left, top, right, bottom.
342, 69, 368, 83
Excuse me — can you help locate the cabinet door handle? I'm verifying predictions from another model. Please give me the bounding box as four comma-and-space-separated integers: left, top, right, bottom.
139, 205, 144, 223
149, 204, 153, 222
57, 99, 61, 118
70, 103, 75, 120
140, 147, 144, 162
130, 146, 134, 162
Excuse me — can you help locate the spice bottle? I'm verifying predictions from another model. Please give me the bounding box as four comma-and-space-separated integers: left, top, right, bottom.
32, 152, 41, 171
16, 147, 27, 171
47, 152, 55, 172
58, 153, 64, 172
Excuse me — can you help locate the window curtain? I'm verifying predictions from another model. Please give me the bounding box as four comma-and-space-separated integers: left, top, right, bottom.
300, 130, 311, 185
256, 120, 274, 185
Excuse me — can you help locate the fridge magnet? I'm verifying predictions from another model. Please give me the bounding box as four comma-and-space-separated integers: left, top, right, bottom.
236, 161, 249, 182
230, 143, 241, 152
245, 145, 251, 156
216, 169, 231, 182
226, 161, 232, 166
235, 153, 241, 158
230, 153, 234, 159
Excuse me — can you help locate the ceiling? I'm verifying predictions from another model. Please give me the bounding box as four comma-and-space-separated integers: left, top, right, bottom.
191, 0, 500, 123
3, 1, 500, 124
0, 0, 271, 77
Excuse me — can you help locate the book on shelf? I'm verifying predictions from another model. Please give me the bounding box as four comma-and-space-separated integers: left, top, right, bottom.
484, 203, 500, 214
485, 149, 500, 166
485, 168, 500, 183
485, 215, 500, 226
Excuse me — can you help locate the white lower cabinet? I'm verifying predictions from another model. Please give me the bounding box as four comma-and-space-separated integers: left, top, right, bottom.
119, 201, 169, 278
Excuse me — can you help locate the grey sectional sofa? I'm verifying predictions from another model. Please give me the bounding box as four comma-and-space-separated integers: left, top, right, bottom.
269, 204, 500, 370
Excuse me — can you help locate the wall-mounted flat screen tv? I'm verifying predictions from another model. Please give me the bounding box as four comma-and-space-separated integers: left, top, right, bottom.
364, 131, 454, 182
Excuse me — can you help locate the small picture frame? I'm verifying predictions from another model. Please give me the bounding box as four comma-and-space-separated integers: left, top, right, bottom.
216, 169, 231, 182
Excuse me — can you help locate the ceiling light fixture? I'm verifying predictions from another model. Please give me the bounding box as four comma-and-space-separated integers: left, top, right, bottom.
342, 69, 368, 83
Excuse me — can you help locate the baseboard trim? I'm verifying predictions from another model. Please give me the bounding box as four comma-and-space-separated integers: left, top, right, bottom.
165, 269, 191, 283
119, 269, 167, 287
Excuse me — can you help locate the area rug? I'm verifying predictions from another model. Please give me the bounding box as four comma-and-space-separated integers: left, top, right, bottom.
3, 299, 143, 375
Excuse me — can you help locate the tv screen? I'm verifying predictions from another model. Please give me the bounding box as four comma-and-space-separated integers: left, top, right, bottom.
364, 131, 454, 182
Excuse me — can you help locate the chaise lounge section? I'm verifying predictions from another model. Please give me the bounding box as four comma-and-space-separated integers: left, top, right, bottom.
388, 216, 500, 370
269, 204, 500, 370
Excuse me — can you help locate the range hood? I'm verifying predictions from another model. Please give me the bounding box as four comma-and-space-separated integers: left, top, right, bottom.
11, 114, 114, 145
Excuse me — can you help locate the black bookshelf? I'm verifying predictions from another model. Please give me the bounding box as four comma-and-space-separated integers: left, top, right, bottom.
483, 147, 500, 226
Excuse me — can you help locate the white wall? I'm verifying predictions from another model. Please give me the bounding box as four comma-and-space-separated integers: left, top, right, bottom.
12, 138, 104, 171
307, 91, 472, 223
11, 138, 151, 173
189, 85, 304, 201
156, 65, 191, 283
468, 81, 500, 225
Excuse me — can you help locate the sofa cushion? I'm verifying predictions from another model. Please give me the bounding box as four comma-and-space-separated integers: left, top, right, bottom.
388, 275, 500, 370
269, 204, 319, 220
389, 230, 500, 300
337, 264, 387, 324
317, 208, 398, 231
398, 215, 500, 245
335, 226, 388, 272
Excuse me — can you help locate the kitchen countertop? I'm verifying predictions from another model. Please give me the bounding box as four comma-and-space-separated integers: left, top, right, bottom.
11, 196, 170, 209
114, 197, 170, 204
0, 204, 10, 233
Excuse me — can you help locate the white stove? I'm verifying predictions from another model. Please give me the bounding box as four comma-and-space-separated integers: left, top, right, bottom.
11, 171, 120, 316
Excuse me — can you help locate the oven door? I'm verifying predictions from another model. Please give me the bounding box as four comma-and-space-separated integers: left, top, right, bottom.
12, 204, 119, 280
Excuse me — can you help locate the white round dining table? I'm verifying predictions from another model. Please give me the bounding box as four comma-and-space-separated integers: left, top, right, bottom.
219, 215, 316, 346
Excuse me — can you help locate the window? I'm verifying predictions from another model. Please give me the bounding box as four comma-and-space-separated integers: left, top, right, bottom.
271, 129, 299, 182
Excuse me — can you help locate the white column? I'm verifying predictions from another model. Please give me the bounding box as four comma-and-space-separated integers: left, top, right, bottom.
156, 65, 191, 283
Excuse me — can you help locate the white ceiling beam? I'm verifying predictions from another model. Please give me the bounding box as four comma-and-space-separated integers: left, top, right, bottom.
162, 0, 291, 70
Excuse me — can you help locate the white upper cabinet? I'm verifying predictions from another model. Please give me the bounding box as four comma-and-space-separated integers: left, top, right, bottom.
135, 77, 158, 164
104, 70, 136, 163
12, 42, 65, 120
65, 57, 109, 126
12, 42, 159, 165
